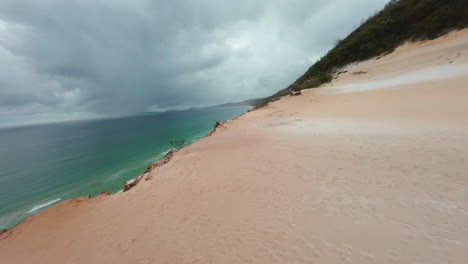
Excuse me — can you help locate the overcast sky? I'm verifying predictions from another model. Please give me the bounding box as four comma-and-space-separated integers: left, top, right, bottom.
0, 0, 388, 127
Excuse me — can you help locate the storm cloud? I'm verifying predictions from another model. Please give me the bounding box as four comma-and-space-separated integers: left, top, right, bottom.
0, 0, 388, 127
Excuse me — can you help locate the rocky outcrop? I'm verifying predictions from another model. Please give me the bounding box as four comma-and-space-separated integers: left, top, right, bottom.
206, 121, 228, 137
123, 173, 146, 192
123, 119, 230, 192
145, 162, 159, 173
145, 149, 176, 173
123, 149, 177, 192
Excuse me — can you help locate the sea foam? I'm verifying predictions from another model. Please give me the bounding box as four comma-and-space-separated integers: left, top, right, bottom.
27, 198, 61, 213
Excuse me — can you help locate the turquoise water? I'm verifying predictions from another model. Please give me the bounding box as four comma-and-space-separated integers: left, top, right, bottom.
0, 107, 248, 230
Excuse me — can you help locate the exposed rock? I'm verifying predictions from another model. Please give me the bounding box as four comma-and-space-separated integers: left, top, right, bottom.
0, 229, 7, 235
123, 174, 143, 192
163, 149, 176, 163
145, 149, 176, 174
100, 191, 110, 196
270, 97, 281, 102
145, 162, 159, 173
124, 150, 177, 192
212, 121, 223, 130
206, 121, 227, 137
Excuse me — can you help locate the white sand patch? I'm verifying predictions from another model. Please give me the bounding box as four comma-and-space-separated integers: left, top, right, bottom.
325, 63, 468, 94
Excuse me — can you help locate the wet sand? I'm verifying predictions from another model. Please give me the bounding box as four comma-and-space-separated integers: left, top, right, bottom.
1, 29, 468, 263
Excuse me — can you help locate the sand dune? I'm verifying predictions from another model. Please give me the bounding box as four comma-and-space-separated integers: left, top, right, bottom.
1, 29, 468, 264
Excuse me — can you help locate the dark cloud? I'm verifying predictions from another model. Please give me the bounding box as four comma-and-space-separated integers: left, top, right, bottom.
0, 0, 389, 127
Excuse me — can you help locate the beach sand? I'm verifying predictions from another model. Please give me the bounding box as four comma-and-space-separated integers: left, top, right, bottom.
1, 29, 468, 264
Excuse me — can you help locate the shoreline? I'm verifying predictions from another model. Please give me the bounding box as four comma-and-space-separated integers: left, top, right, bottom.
2, 113, 249, 233
0, 106, 250, 231
123, 116, 249, 192
1, 29, 468, 263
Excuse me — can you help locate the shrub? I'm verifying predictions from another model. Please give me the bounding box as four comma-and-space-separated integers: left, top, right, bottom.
274, 0, 468, 97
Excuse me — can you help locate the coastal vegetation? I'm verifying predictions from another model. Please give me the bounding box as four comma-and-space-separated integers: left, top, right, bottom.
274, 0, 468, 97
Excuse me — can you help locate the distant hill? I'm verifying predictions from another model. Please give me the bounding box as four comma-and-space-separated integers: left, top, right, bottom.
212, 97, 271, 109
146, 97, 270, 116
274, 0, 468, 97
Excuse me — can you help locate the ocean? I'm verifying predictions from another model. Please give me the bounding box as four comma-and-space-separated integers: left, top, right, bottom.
0, 106, 249, 230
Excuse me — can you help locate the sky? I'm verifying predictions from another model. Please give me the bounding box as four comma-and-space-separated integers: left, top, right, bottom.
0, 0, 389, 127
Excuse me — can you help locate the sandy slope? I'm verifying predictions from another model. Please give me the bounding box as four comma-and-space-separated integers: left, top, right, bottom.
1, 29, 468, 264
